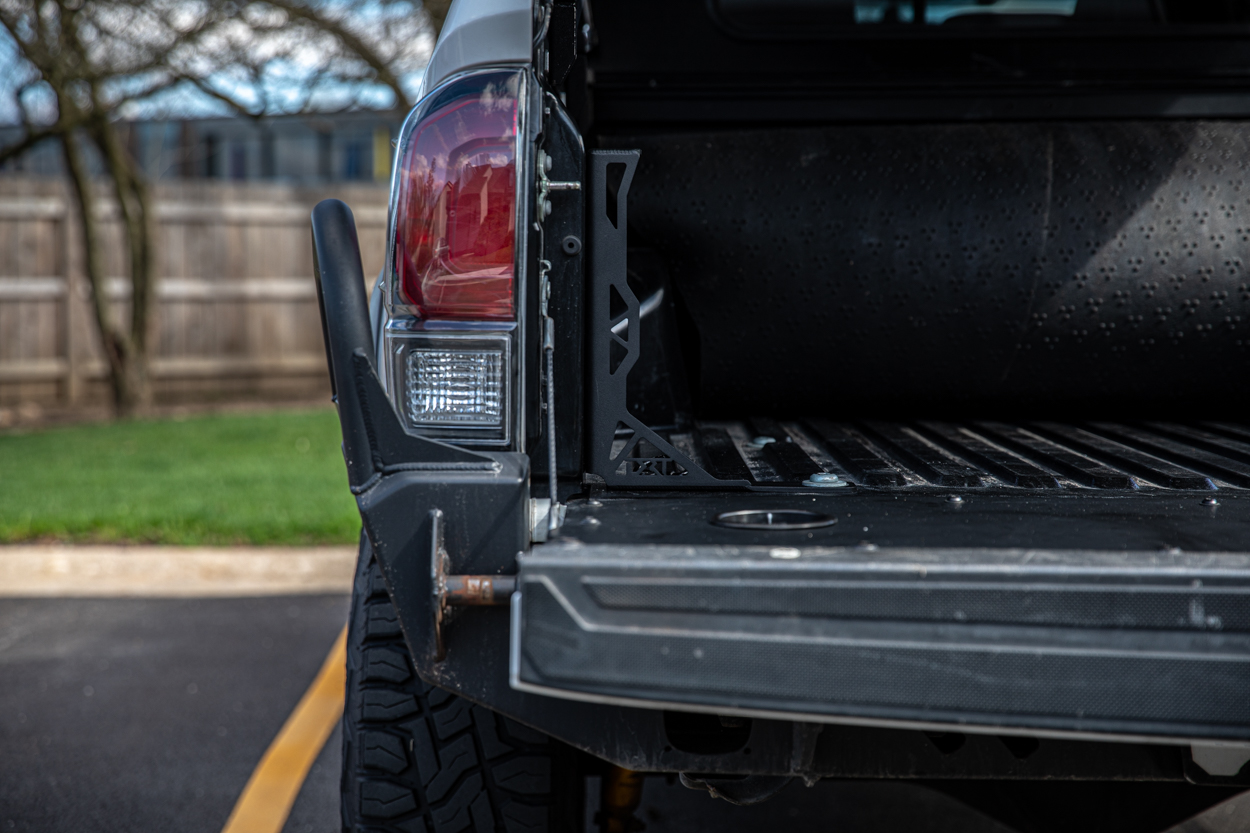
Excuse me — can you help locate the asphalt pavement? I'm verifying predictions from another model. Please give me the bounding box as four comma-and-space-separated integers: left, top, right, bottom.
1, 590, 1247, 833
0, 595, 348, 832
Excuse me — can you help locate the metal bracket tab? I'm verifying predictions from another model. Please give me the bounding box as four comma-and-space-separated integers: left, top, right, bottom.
429, 508, 517, 661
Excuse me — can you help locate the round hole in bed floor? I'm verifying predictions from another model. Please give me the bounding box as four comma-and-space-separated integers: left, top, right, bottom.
712, 509, 836, 530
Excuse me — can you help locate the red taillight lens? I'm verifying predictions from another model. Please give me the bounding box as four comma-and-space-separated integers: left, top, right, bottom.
393, 70, 520, 321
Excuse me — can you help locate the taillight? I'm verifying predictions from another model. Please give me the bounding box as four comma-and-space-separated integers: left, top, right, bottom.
383, 68, 528, 446
394, 71, 519, 320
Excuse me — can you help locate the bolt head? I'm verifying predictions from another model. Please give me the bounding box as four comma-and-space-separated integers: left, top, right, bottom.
803, 472, 848, 488
1203, 496, 1219, 506
947, 495, 964, 504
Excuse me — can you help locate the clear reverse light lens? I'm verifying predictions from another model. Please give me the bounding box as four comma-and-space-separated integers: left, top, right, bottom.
405, 348, 505, 427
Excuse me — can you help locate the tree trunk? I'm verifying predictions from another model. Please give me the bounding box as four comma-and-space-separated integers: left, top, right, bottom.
60, 129, 142, 415
90, 110, 157, 416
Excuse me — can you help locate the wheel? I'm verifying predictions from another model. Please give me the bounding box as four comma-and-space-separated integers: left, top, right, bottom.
342, 534, 584, 832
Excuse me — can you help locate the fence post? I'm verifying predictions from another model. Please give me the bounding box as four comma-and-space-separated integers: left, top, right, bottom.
61, 188, 82, 405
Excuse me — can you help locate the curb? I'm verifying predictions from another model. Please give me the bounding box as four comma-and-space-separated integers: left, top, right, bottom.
0, 545, 356, 597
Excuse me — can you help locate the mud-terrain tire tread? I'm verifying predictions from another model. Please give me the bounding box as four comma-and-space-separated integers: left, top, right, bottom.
342, 535, 581, 833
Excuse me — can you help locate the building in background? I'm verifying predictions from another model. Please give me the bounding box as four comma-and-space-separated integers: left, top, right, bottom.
0, 110, 401, 184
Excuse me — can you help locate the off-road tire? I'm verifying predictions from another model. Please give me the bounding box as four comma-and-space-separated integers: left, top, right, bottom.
342, 535, 583, 832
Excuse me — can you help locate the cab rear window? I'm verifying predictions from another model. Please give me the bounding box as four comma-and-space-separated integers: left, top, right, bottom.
714, 0, 1250, 34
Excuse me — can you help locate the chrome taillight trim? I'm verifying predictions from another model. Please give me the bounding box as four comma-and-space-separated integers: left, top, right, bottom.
386, 329, 514, 445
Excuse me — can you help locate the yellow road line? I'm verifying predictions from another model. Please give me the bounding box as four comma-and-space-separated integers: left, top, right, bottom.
222, 624, 349, 833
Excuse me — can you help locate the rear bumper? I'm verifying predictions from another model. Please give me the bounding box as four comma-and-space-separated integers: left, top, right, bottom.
512, 539, 1250, 743
315, 195, 1250, 783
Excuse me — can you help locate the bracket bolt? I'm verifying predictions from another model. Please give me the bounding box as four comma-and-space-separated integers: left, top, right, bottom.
803, 472, 848, 488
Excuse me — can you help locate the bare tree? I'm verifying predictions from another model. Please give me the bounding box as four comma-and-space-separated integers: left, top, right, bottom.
0, 0, 214, 414
0, 0, 436, 416
176, 0, 431, 118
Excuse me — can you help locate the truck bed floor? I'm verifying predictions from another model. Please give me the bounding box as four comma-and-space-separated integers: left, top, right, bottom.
663, 419, 1250, 492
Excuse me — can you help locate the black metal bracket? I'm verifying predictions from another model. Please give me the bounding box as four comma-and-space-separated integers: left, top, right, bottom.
312, 199, 529, 667
428, 508, 517, 661
586, 151, 749, 489
546, 0, 580, 91
310, 199, 495, 493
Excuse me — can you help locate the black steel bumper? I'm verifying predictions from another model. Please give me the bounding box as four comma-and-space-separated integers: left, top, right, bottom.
512, 539, 1250, 743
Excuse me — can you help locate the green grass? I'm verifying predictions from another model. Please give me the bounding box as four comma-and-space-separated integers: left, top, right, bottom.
0, 408, 359, 545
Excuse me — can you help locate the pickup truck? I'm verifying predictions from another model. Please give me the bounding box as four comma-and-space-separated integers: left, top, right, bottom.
310, 1, 1250, 831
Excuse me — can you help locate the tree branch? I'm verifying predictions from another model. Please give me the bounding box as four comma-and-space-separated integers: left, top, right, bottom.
260, 0, 413, 111
178, 74, 264, 117
0, 125, 61, 166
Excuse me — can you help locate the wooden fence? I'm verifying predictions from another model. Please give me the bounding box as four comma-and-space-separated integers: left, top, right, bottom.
0, 177, 389, 409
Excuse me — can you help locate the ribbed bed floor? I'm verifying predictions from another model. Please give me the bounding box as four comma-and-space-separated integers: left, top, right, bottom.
658, 419, 1250, 491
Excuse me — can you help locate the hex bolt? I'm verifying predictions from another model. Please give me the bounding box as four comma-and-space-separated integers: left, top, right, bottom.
803, 472, 848, 488
948, 495, 964, 504
1203, 496, 1219, 506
